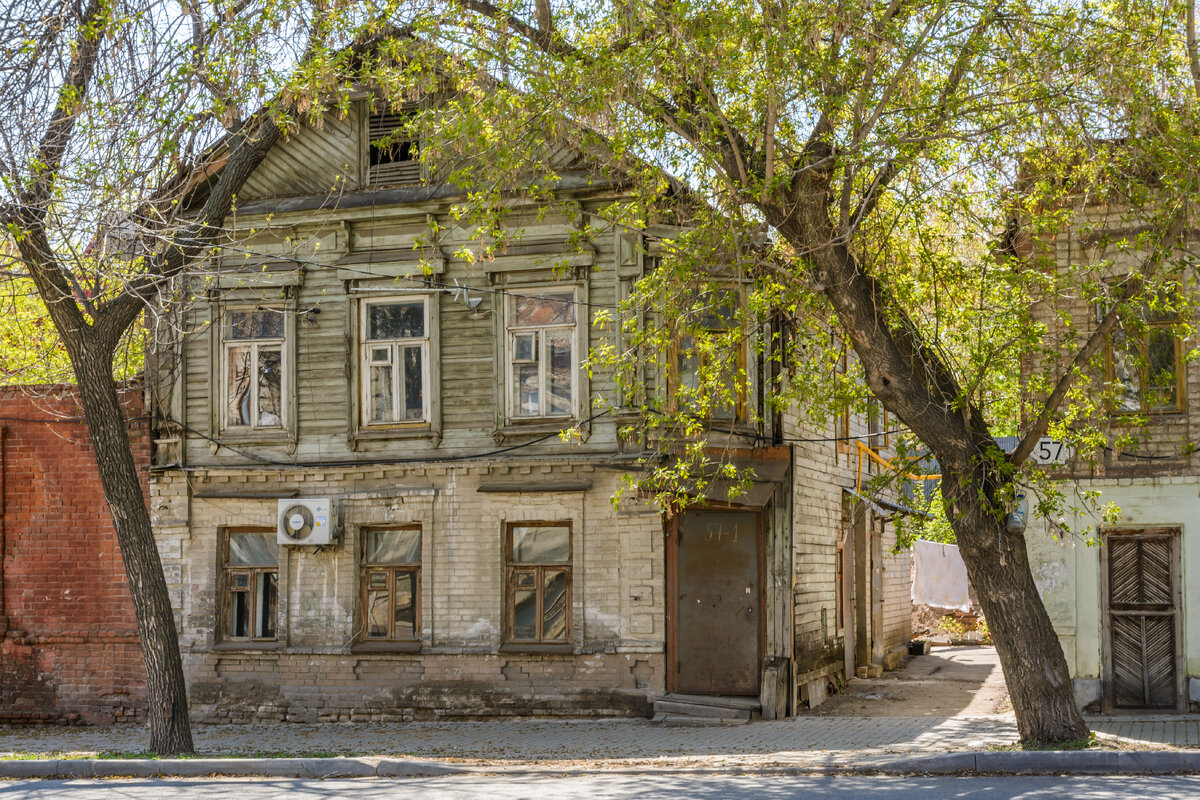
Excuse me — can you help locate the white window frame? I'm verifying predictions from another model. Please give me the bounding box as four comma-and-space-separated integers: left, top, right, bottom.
505, 287, 579, 421
358, 296, 432, 427
219, 306, 289, 433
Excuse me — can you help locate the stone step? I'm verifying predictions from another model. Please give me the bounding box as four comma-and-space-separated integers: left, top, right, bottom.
652, 700, 753, 720
663, 693, 761, 711
652, 713, 750, 727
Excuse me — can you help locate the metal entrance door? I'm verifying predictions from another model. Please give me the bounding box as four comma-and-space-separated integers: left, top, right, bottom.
1103, 529, 1182, 711
670, 510, 761, 695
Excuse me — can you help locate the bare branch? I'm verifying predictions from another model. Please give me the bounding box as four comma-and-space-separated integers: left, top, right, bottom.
22, 0, 106, 212
96, 115, 283, 348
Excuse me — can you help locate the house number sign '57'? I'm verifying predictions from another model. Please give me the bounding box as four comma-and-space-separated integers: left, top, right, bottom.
1031, 438, 1074, 465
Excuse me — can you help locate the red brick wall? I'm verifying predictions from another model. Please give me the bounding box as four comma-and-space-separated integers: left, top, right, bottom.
0, 384, 148, 724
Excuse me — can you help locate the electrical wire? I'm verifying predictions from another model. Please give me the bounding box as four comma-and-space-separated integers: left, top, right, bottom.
161, 408, 614, 469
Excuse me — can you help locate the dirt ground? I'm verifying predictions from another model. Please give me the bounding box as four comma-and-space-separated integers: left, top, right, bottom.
810, 645, 1011, 718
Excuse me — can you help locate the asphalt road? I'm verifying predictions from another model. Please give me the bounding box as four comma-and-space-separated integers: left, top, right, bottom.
2, 775, 1200, 799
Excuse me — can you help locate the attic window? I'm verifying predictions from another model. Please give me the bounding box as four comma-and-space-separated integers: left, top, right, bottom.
368, 109, 421, 186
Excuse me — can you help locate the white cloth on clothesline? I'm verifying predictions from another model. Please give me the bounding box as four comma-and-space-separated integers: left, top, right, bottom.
911, 539, 971, 611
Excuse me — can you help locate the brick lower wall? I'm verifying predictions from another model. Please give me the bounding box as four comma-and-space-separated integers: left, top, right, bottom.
0, 385, 148, 724
187, 652, 661, 722
153, 463, 666, 722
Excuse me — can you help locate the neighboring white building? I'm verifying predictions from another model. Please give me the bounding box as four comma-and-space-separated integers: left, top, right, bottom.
1023, 200, 1199, 713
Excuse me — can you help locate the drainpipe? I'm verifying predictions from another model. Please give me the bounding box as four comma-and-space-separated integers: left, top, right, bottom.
0, 426, 8, 635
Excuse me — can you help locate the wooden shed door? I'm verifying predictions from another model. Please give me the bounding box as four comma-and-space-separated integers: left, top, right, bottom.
670, 510, 762, 695
1104, 530, 1181, 710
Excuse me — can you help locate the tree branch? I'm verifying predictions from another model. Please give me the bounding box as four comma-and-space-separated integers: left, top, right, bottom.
11, 221, 89, 352
849, 2, 996, 230
95, 115, 283, 349
1188, 0, 1200, 101
1009, 207, 1189, 466
22, 0, 106, 213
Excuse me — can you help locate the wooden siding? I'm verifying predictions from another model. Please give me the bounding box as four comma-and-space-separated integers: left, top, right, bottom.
178, 204, 628, 467
1027, 205, 1200, 477
238, 107, 362, 201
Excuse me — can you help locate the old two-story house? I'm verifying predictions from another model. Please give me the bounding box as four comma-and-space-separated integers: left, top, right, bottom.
145, 88, 912, 723
1021, 201, 1200, 714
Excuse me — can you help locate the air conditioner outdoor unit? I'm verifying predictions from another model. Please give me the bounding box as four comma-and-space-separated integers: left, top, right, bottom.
277, 498, 339, 546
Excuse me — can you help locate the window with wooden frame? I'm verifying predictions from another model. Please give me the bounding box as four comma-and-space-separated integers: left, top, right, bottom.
867, 399, 890, 451
367, 107, 421, 186
506, 290, 578, 421
221, 308, 288, 432
223, 529, 278, 642
1106, 301, 1185, 414
505, 522, 572, 646
359, 527, 421, 643
359, 297, 430, 427
671, 287, 747, 421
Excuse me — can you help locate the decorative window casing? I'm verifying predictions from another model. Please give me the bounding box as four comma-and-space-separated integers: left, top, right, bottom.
359, 297, 430, 427
220, 307, 289, 433
505, 522, 572, 645
505, 289, 578, 421
360, 527, 421, 642
223, 530, 278, 642
1106, 304, 1185, 414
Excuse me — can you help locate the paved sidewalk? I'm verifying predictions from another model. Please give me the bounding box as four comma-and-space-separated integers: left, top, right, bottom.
0, 647, 1193, 771
0, 716, 1021, 766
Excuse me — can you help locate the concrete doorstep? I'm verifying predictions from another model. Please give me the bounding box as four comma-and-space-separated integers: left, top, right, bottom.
4, 750, 1200, 779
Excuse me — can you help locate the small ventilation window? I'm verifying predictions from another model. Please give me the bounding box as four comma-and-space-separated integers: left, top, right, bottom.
368, 108, 421, 186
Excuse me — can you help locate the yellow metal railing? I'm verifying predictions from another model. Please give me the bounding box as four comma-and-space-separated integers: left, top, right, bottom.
855, 440, 941, 493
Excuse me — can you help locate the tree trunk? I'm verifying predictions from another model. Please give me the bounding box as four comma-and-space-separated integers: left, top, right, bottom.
943, 466, 1088, 743
71, 346, 193, 755
765, 201, 1088, 743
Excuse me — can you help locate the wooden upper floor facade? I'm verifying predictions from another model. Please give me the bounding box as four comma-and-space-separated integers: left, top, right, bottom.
1023, 200, 1200, 479
149, 100, 780, 470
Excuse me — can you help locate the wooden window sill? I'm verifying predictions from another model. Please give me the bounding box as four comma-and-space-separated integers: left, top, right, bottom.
216, 431, 293, 446
1109, 410, 1187, 424
350, 428, 441, 447
493, 420, 586, 444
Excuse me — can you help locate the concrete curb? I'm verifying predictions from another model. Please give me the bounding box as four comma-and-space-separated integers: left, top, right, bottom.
0, 757, 467, 780
857, 750, 1200, 776
3, 750, 1200, 779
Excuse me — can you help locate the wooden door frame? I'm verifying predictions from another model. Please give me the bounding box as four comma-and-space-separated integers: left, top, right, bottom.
665, 505, 766, 695
1099, 526, 1186, 714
